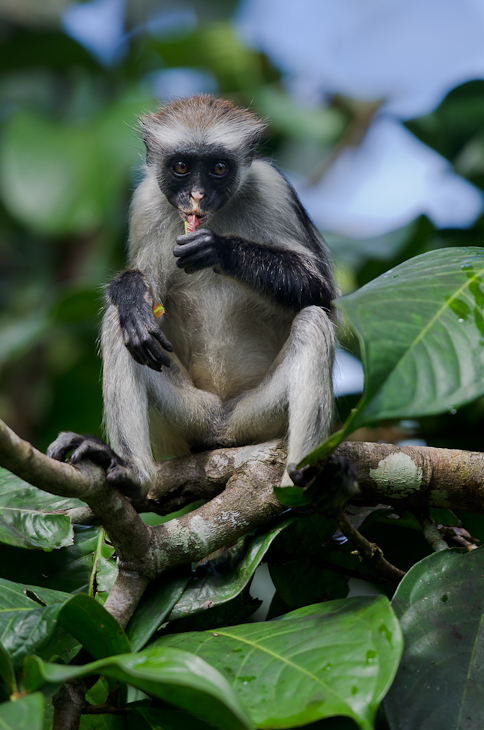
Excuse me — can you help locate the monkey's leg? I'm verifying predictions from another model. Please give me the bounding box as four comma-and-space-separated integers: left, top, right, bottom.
223, 306, 335, 486
102, 306, 223, 492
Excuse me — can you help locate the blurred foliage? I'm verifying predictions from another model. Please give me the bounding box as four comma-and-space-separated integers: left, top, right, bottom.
0, 0, 483, 465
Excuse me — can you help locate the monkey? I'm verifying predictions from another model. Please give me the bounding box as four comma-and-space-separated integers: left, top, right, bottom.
48, 95, 339, 498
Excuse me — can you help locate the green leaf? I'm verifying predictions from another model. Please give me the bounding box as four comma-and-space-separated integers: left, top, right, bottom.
270, 558, 348, 608
303, 246, 484, 466
167, 521, 292, 622
385, 547, 484, 729
58, 594, 130, 659
0, 641, 16, 695
0, 469, 80, 550
0, 313, 49, 368
133, 706, 218, 730
156, 597, 403, 730
0, 98, 144, 235
24, 646, 254, 730
336, 247, 484, 428
0, 693, 44, 730
0, 525, 116, 595
126, 570, 191, 652
0, 578, 71, 669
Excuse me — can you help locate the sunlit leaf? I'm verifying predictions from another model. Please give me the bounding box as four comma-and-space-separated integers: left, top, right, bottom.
157, 597, 403, 730
303, 247, 484, 467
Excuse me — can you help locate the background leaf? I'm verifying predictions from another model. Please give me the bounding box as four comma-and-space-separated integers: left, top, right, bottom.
156, 597, 403, 730
0, 468, 80, 549
0, 693, 44, 730
126, 570, 191, 652
58, 594, 131, 659
0, 525, 116, 595
385, 547, 484, 730
167, 521, 292, 622
0, 578, 75, 669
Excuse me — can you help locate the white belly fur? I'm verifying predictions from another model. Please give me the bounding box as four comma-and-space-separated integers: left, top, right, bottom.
160, 270, 293, 401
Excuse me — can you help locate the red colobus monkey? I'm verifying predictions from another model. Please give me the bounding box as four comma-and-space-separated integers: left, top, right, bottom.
49, 95, 338, 496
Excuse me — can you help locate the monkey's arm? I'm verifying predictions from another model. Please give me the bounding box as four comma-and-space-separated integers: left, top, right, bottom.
107, 269, 173, 371
173, 230, 334, 310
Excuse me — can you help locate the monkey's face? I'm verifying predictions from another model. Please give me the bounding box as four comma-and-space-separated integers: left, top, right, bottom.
157, 150, 239, 223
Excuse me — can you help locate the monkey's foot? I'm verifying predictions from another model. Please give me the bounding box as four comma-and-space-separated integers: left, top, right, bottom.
287, 455, 359, 514
47, 432, 137, 493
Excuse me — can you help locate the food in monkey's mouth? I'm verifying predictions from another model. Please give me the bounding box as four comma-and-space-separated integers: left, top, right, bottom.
184, 214, 204, 233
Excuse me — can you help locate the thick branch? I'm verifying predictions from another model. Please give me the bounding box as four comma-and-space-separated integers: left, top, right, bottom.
138, 440, 484, 514
0, 419, 154, 595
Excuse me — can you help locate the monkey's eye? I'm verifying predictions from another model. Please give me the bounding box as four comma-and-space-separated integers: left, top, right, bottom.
172, 161, 190, 175
211, 162, 228, 176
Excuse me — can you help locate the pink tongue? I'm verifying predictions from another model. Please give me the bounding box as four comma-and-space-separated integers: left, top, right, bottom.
187, 215, 200, 233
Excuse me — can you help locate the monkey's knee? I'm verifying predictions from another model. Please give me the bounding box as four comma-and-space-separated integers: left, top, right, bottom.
291, 305, 335, 347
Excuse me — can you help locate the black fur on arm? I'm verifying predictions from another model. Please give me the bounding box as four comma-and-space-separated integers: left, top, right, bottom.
107, 269, 173, 371
218, 238, 335, 310
174, 232, 336, 311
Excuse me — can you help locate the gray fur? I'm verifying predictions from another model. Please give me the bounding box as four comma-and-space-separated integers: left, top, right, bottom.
102, 97, 337, 492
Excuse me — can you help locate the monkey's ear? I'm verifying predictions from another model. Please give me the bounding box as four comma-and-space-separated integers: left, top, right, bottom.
142, 130, 157, 166
138, 116, 159, 166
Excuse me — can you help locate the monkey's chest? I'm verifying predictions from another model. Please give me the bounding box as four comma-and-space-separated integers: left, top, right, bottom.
163, 280, 292, 401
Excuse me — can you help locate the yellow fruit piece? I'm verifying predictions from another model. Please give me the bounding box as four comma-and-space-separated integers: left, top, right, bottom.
153, 303, 165, 318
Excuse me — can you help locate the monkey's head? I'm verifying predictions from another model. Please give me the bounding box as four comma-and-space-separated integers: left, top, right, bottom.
139, 95, 266, 224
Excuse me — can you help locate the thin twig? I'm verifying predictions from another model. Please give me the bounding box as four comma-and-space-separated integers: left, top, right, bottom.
333, 510, 406, 585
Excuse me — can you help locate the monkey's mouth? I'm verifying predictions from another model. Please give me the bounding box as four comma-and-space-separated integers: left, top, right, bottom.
181, 213, 209, 233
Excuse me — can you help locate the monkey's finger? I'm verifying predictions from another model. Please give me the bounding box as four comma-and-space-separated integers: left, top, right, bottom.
47, 432, 85, 462
129, 342, 166, 371
175, 230, 210, 246
150, 328, 173, 352
175, 247, 217, 271
173, 241, 206, 257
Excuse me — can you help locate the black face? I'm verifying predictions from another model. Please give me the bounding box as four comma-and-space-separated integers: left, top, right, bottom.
157, 149, 238, 217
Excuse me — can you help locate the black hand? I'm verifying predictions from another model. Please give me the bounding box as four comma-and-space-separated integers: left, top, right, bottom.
119, 301, 173, 371
47, 432, 139, 494
108, 270, 173, 371
173, 229, 222, 274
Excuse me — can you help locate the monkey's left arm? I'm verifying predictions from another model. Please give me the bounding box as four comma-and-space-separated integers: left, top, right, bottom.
173, 230, 334, 311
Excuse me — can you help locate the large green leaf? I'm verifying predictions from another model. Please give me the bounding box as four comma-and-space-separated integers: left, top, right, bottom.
0, 469, 81, 550
156, 597, 403, 730
167, 521, 293, 622
126, 570, 191, 652
58, 594, 130, 659
0, 641, 16, 695
385, 547, 484, 729
298, 246, 484, 472
24, 646, 254, 730
336, 247, 484, 427
0, 693, 44, 730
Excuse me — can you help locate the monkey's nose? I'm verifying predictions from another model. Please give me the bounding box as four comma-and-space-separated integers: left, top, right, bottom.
191, 190, 204, 202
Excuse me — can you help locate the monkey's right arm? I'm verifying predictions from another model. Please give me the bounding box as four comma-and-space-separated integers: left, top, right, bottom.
107, 269, 173, 371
